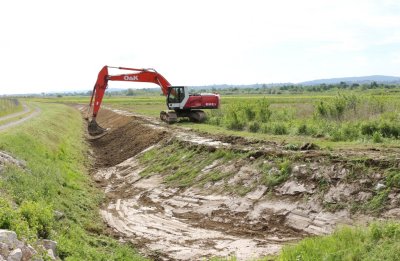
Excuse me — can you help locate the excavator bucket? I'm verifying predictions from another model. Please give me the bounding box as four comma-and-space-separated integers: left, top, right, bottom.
88, 119, 107, 136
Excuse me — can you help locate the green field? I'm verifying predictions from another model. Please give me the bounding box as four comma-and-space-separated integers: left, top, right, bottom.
0, 103, 146, 260
32, 87, 400, 149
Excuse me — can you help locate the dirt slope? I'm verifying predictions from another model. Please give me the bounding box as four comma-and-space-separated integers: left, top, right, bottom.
80, 106, 400, 260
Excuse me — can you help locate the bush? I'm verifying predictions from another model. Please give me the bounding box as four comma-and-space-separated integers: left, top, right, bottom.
248, 121, 260, 133
379, 122, 400, 138
361, 122, 379, 136
297, 124, 308, 135
256, 98, 272, 123
272, 123, 288, 135
373, 131, 383, 143
19, 201, 54, 238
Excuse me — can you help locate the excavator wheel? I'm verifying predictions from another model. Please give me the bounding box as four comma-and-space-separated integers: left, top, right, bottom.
88, 119, 107, 136
188, 110, 206, 122
160, 111, 177, 124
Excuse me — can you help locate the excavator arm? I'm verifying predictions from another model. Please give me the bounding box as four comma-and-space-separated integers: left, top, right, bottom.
88, 66, 171, 118
87, 65, 220, 136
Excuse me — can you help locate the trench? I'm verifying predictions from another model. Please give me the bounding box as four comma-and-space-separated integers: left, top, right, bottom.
81, 107, 399, 260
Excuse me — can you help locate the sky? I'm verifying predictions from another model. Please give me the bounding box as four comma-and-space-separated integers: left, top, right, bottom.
0, 0, 400, 94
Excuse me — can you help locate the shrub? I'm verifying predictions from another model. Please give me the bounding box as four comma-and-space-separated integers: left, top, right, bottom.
248, 121, 260, 133
273, 123, 288, 135
297, 124, 308, 135
256, 98, 272, 123
372, 131, 383, 143
361, 122, 379, 136
19, 201, 54, 238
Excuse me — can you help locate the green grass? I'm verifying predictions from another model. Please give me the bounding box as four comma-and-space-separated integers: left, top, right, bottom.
0, 103, 146, 260
277, 222, 400, 261
139, 141, 244, 188
0, 98, 23, 117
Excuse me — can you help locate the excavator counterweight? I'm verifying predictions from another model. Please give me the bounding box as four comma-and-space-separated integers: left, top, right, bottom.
87, 66, 220, 136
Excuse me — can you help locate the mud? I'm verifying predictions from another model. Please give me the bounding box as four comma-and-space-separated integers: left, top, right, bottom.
81, 106, 400, 260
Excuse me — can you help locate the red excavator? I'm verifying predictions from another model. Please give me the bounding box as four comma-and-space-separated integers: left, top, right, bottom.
87, 66, 220, 135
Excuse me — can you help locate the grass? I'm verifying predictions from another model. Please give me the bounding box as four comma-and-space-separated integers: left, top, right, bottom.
277, 222, 400, 261
28, 90, 400, 151
139, 141, 244, 188
0, 98, 23, 117
0, 102, 146, 260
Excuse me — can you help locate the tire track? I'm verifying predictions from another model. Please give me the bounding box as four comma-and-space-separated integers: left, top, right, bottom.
0, 104, 41, 131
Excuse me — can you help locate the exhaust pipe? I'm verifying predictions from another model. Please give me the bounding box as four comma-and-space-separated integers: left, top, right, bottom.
88, 119, 107, 136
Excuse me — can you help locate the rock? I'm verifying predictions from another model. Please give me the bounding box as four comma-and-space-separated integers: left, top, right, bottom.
0, 242, 9, 257
277, 181, 312, 195
245, 186, 267, 200
46, 249, 56, 260
323, 184, 354, 204
355, 192, 373, 202
0, 230, 19, 249
41, 240, 57, 256
375, 183, 386, 191
7, 248, 22, 261
292, 164, 308, 178
383, 208, 400, 218
53, 211, 65, 220
21, 244, 36, 261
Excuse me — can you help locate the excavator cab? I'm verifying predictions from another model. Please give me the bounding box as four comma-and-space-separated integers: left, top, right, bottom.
167, 86, 187, 109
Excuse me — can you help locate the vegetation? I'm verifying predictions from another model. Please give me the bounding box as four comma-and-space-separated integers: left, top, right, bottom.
139, 141, 243, 188
0, 103, 145, 260
0, 98, 23, 117
277, 222, 400, 261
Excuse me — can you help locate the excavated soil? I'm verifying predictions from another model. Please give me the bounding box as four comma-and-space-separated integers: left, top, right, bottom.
88, 109, 169, 168
79, 106, 400, 260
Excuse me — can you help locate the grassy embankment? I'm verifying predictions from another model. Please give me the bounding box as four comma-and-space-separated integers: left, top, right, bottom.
0, 102, 146, 260
0, 98, 23, 117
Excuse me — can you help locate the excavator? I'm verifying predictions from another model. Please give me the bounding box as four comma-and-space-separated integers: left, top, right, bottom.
87, 66, 220, 136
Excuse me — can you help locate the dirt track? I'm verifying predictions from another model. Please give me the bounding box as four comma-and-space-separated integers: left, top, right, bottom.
81, 106, 400, 260
0, 104, 41, 131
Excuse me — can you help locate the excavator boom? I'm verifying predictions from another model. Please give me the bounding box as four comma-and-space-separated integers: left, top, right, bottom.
87, 65, 220, 136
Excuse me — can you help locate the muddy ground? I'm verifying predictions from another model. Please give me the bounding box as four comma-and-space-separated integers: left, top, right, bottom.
80, 107, 400, 260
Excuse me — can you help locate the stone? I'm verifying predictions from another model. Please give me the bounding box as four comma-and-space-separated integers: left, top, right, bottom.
41, 240, 57, 256
0, 230, 19, 249
245, 186, 267, 200
0, 242, 9, 257
7, 248, 22, 261
277, 181, 312, 195
53, 211, 65, 220
355, 192, 373, 202
375, 183, 386, 191
323, 184, 354, 204
21, 244, 37, 261
46, 249, 56, 260
383, 208, 400, 218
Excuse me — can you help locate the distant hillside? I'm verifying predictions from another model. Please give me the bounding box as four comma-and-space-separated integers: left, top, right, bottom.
300, 75, 400, 86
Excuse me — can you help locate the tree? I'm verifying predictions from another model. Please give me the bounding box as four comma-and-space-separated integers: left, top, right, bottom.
126, 88, 135, 96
